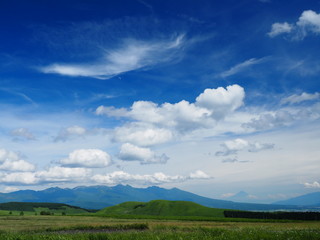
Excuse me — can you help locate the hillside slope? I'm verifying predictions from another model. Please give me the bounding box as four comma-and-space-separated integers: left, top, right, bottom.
274, 192, 320, 206
0, 202, 92, 214
98, 200, 225, 217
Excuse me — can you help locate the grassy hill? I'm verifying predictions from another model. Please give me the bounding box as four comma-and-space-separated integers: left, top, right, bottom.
0, 202, 93, 215
98, 200, 226, 218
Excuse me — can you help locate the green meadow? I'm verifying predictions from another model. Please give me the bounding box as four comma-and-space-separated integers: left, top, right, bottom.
0, 201, 319, 239
0, 215, 319, 240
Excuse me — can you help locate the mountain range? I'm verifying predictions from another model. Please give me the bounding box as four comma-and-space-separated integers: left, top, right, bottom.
274, 192, 320, 206
0, 185, 318, 211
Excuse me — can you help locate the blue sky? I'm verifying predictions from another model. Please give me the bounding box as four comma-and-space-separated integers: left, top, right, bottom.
0, 0, 319, 203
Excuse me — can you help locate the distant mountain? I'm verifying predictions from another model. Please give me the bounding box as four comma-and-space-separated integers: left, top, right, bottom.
274, 192, 320, 206
0, 185, 315, 211
98, 200, 225, 217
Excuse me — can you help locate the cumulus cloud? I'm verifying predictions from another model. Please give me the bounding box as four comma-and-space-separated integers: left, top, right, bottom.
40, 35, 185, 79
268, 22, 293, 37
118, 143, 168, 164
297, 10, 320, 36
0, 149, 35, 172
0, 160, 35, 172
304, 181, 320, 188
10, 128, 36, 141
269, 10, 320, 39
216, 138, 249, 156
281, 92, 320, 105
59, 149, 112, 168
219, 58, 267, 78
242, 110, 295, 131
0, 166, 91, 185
54, 125, 87, 142
0, 172, 38, 185
97, 85, 245, 145
92, 170, 211, 186
113, 123, 173, 147
195, 85, 245, 120
37, 166, 91, 183
216, 138, 274, 156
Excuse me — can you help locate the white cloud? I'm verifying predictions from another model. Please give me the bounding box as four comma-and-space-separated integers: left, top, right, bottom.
97, 85, 245, 139
92, 171, 186, 186
281, 92, 320, 105
304, 181, 320, 188
96, 106, 129, 118
118, 143, 169, 164
195, 85, 245, 120
37, 166, 91, 183
297, 10, 320, 36
113, 123, 173, 147
0, 149, 35, 172
189, 170, 211, 179
216, 138, 274, 156
0, 166, 91, 185
269, 10, 320, 39
92, 169, 211, 186
243, 103, 320, 132
59, 149, 112, 168
10, 128, 36, 141
0, 149, 20, 162
242, 110, 295, 131
40, 35, 185, 79
248, 142, 274, 152
54, 125, 87, 142
219, 58, 267, 78
268, 22, 293, 37
0, 160, 35, 172
216, 139, 249, 156
0, 172, 38, 185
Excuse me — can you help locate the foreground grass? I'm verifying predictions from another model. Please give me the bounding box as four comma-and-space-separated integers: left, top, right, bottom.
0, 215, 319, 239
0, 227, 319, 240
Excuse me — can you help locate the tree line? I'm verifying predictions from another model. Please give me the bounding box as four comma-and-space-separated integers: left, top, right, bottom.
224, 210, 320, 221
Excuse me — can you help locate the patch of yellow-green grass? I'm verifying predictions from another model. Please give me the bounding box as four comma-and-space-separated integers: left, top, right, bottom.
0, 215, 318, 233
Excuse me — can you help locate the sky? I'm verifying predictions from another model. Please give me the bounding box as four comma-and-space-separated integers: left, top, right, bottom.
0, 0, 319, 203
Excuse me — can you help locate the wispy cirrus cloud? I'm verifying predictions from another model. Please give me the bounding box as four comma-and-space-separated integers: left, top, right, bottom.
40, 35, 185, 79
219, 57, 267, 78
281, 92, 320, 105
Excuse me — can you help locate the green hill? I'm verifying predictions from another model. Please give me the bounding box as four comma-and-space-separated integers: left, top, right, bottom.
0, 202, 93, 215
98, 200, 226, 217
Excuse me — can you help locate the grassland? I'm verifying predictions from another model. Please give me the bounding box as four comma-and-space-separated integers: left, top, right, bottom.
98, 200, 226, 217
0, 201, 319, 239
0, 215, 318, 239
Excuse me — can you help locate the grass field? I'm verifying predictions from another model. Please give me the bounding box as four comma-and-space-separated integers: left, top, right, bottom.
0, 215, 319, 239
98, 200, 226, 217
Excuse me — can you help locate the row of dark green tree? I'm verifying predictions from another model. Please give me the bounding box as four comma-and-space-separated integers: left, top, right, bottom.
224, 210, 320, 221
